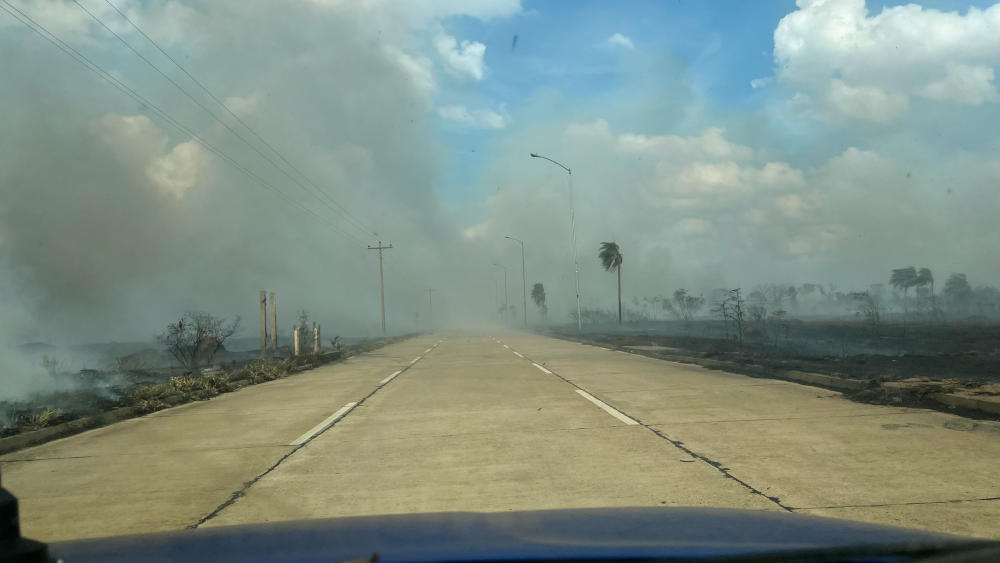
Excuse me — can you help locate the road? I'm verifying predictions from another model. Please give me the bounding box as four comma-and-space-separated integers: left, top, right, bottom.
3, 333, 1000, 542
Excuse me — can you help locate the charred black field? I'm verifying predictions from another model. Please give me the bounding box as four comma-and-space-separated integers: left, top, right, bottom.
554, 319, 1000, 382
546, 318, 1000, 415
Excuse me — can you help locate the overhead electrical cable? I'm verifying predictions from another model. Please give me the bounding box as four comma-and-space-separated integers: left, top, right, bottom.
102, 0, 379, 239
70, 0, 376, 241
0, 0, 368, 247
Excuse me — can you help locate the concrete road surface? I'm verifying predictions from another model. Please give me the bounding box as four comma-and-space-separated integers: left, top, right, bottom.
3, 333, 1000, 543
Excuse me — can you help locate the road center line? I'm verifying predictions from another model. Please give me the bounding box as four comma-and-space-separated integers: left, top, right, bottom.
513, 351, 524, 358
380, 370, 402, 385
532, 362, 552, 375
410, 356, 421, 364
503, 344, 510, 349
575, 390, 639, 425
289, 402, 358, 446
424, 348, 432, 353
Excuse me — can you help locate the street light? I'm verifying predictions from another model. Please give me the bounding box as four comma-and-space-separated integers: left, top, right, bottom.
530, 152, 582, 332
505, 235, 528, 328
492, 263, 509, 325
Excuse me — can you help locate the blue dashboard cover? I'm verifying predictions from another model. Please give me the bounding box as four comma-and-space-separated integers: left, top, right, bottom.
49, 507, 965, 562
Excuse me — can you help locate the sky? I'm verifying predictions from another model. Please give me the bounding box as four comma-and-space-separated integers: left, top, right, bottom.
2, 0, 1000, 367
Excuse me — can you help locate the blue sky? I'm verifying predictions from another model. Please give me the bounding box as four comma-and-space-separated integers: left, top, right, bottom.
433, 0, 797, 203
431, 0, 999, 203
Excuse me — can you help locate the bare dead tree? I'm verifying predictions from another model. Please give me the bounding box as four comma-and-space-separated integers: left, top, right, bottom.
158, 312, 241, 370
852, 291, 882, 334
669, 289, 706, 325
728, 288, 746, 345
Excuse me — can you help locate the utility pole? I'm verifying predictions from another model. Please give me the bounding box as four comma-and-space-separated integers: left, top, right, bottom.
269, 292, 277, 353
368, 241, 393, 336
505, 236, 528, 328
426, 289, 435, 323
259, 290, 267, 358
530, 153, 582, 332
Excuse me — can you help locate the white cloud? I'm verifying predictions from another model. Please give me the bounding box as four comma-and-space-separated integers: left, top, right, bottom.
434, 32, 486, 80
758, 162, 806, 188
437, 105, 509, 129
90, 114, 167, 166
921, 63, 998, 105
146, 141, 212, 198
645, 159, 805, 205
90, 114, 212, 198
774, 0, 1000, 123
615, 127, 754, 161
750, 77, 773, 89
606, 33, 635, 50
826, 79, 909, 124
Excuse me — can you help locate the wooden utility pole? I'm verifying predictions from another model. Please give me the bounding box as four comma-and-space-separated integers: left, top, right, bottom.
368, 241, 393, 336
269, 292, 277, 353
313, 322, 319, 354
259, 290, 267, 357
293, 327, 301, 356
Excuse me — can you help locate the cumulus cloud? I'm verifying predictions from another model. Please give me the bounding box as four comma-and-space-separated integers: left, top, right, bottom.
750, 77, 773, 89
921, 63, 999, 105
437, 105, 509, 128
434, 32, 486, 80
614, 127, 754, 161
606, 33, 635, 50
146, 141, 212, 198
774, 0, 1000, 123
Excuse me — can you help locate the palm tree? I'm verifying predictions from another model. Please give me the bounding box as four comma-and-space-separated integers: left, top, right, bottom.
890, 266, 917, 331
916, 267, 935, 314
598, 241, 623, 324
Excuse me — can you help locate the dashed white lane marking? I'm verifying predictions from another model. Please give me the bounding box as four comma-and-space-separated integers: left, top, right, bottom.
424, 348, 432, 353
513, 351, 524, 358
503, 344, 510, 349
532, 362, 552, 375
290, 402, 358, 446
380, 370, 402, 385
575, 390, 639, 426
410, 356, 421, 365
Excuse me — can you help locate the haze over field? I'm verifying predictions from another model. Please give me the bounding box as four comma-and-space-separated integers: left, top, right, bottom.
2, 0, 999, 359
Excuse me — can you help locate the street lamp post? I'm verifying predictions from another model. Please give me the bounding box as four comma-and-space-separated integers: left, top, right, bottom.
505, 235, 528, 328
493, 263, 509, 325
530, 153, 582, 332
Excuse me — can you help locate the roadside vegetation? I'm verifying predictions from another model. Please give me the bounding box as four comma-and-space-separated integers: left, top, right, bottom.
2, 312, 409, 440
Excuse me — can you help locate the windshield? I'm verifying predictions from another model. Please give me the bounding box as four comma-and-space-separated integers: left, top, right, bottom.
2, 0, 1000, 552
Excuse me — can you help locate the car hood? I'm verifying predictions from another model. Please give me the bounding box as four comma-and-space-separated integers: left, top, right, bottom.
50, 506, 967, 562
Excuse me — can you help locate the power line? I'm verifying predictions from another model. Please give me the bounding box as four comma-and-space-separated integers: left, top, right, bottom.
0, 0, 368, 247
70, 0, 376, 241
102, 0, 378, 239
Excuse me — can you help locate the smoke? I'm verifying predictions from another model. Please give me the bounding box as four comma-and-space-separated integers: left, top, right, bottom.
3, 0, 1000, 405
